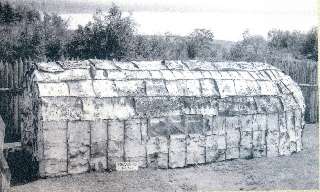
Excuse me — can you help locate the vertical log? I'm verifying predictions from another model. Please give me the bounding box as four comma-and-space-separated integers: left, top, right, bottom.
6, 62, 13, 141
13, 61, 19, 139
18, 60, 23, 139
4, 62, 8, 88
0, 61, 3, 87
2, 62, 9, 142
310, 86, 318, 123
0, 61, 3, 129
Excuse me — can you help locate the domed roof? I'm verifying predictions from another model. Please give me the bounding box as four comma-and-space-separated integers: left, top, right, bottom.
32, 60, 304, 112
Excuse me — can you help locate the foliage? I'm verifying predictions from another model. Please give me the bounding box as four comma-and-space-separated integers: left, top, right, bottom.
265, 28, 318, 61
133, 34, 189, 60
228, 30, 268, 62
267, 29, 305, 59
301, 27, 318, 60
227, 28, 318, 62
67, 4, 136, 60
41, 13, 69, 60
0, 1, 317, 63
0, 2, 68, 62
186, 29, 215, 59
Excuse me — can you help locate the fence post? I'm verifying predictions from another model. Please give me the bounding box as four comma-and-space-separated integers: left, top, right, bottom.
13, 62, 19, 139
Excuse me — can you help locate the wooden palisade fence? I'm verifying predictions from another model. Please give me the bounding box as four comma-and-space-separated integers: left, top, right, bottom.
268, 57, 318, 123
300, 84, 318, 123
0, 59, 318, 142
0, 60, 29, 143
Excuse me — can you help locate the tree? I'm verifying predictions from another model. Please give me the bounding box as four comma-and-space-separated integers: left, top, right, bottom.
104, 4, 136, 60
267, 29, 306, 59
228, 30, 267, 62
301, 27, 317, 60
67, 3, 136, 60
41, 13, 69, 60
0, 2, 69, 62
66, 25, 91, 59
186, 28, 214, 59
0, 2, 15, 25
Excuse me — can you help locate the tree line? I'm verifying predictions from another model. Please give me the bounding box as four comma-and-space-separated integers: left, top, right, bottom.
0, 2, 317, 63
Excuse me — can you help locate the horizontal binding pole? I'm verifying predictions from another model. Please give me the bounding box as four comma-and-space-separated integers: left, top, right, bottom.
0, 88, 11, 91
298, 84, 318, 88
3, 142, 21, 150
0, 87, 23, 95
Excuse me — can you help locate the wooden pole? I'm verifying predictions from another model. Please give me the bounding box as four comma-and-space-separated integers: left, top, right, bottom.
13, 61, 19, 138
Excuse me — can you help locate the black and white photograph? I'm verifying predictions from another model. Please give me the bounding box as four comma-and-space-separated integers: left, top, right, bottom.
0, 0, 318, 191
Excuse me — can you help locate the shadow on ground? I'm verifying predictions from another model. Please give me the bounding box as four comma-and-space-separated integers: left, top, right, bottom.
11, 124, 319, 192
6, 149, 38, 185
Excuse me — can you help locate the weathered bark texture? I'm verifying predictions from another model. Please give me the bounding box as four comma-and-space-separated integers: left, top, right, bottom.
21, 60, 305, 177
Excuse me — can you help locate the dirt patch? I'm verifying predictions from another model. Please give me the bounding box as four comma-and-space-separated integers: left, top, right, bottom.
11, 124, 319, 192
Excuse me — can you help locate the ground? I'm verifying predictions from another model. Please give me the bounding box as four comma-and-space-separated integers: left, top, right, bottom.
11, 124, 319, 192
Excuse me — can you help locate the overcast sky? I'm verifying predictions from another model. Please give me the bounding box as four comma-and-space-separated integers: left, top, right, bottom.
51, 0, 317, 41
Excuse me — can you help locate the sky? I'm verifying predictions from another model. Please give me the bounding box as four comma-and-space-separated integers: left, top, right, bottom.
50, 0, 318, 41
